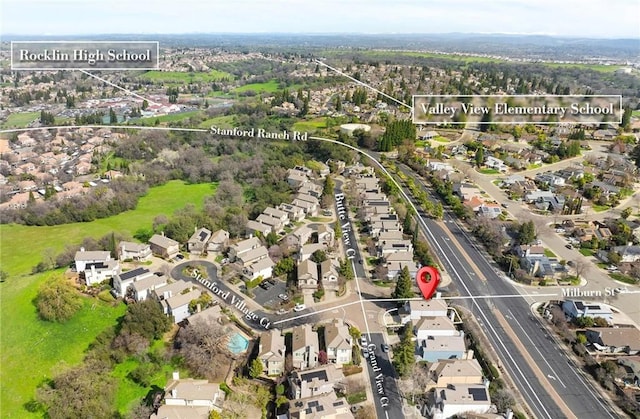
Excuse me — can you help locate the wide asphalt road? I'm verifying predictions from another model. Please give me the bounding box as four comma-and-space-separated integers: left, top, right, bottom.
397, 161, 619, 419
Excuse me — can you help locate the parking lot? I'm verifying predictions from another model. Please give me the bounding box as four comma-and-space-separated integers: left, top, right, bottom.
252, 278, 288, 309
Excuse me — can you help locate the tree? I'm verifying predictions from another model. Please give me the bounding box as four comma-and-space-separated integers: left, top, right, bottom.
120, 298, 171, 340
273, 257, 295, 277
35, 276, 83, 322
142, 99, 149, 110
475, 147, 484, 167
310, 250, 328, 263
621, 106, 632, 131
249, 358, 263, 378
517, 220, 536, 245
318, 350, 328, 365
492, 389, 516, 413
174, 319, 230, 381
392, 266, 415, 302
36, 361, 117, 419
392, 323, 415, 378
607, 251, 622, 265
335, 95, 342, 111
621, 207, 632, 219
109, 107, 117, 124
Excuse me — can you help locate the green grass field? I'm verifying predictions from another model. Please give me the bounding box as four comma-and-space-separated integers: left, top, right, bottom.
479, 168, 501, 174
1, 180, 217, 277
0, 270, 127, 418
233, 80, 282, 93
292, 118, 327, 132
127, 110, 204, 127
1, 112, 40, 129
345, 50, 624, 73
198, 115, 236, 129
139, 70, 233, 83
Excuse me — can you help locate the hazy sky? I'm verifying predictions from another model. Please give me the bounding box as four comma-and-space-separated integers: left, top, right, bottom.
2, 0, 639, 38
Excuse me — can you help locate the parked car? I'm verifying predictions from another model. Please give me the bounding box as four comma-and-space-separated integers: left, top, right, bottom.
276, 308, 288, 315
259, 281, 272, 290
278, 293, 289, 301
360, 335, 367, 347
565, 244, 573, 249
293, 303, 306, 312
266, 278, 276, 285
362, 349, 370, 358
381, 343, 389, 353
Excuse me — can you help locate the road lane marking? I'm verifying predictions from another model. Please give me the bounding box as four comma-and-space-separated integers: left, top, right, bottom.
508, 309, 567, 389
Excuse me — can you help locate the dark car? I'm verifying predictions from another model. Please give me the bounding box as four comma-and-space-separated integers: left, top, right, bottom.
565, 244, 573, 249
259, 281, 272, 290
266, 278, 276, 285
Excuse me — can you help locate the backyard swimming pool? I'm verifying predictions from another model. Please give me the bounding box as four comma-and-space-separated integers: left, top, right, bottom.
227, 332, 249, 354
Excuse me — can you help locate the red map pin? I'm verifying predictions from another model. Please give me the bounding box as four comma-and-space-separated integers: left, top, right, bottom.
416, 266, 441, 300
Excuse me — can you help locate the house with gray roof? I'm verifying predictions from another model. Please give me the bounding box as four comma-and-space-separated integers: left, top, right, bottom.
149, 233, 180, 259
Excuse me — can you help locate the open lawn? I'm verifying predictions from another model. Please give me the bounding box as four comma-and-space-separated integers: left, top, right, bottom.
198, 115, 236, 129
592, 204, 610, 212
544, 249, 557, 258
479, 168, 501, 174
579, 248, 594, 257
1, 111, 39, 128
292, 118, 327, 132
139, 70, 233, 83
126, 110, 204, 127
0, 270, 127, 418
233, 80, 281, 93
1, 180, 217, 277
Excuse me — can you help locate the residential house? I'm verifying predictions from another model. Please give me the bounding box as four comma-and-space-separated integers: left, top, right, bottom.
299, 183, 323, 199
74, 248, 111, 273
257, 213, 285, 233
258, 329, 286, 376
426, 384, 491, 419
298, 259, 319, 294
324, 319, 352, 366
612, 245, 640, 263
152, 372, 224, 419
417, 333, 467, 362
187, 227, 212, 255
562, 300, 613, 323
477, 203, 502, 219
520, 255, 566, 279
74, 248, 119, 286
588, 181, 620, 197
292, 197, 318, 217
453, 183, 482, 202
320, 260, 340, 293
244, 257, 274, 280
246, 219, 273, 238
152, 279, 192, 301
279, 203, 306, 222
229, 236, 261, 261
402, 298, 449, 323
524, 190, 555, 204
484, 156, 507, 172
370, 220, 402, 238
535, 173, 566, 187
289, 365, 346, 400
291, 324, 319, 370
208, 229, 229, 252
378, 239, 413, 257
288, 391, 354, 419
515, 245, 545, 258
426, 358, 484, 391
316, 224, 334, 247
149, 233, 180, 259
287, 171, 310, 189
414, 315, 458, 341
293, 225, 314, 247
131, 274, 168, 301
592, 129, 617, 140
263, 207, 289, 226
162, 288, 202, 323
237, 245, 269, 268
113, 267, 154, 298
118, 241, 152, 261
585, 327, 640, 355
385, 252, 418, 280
299, 243, 327, 262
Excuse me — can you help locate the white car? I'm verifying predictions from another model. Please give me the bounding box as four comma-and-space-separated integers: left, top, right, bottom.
362, 349, 370, 358
293, 303, 306, 312
360, 335, 367, 347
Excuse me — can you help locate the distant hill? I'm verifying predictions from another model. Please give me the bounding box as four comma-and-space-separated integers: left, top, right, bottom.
3, 33, 638, 62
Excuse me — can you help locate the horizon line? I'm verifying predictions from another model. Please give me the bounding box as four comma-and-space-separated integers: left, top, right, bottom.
1, 31, 639, 41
